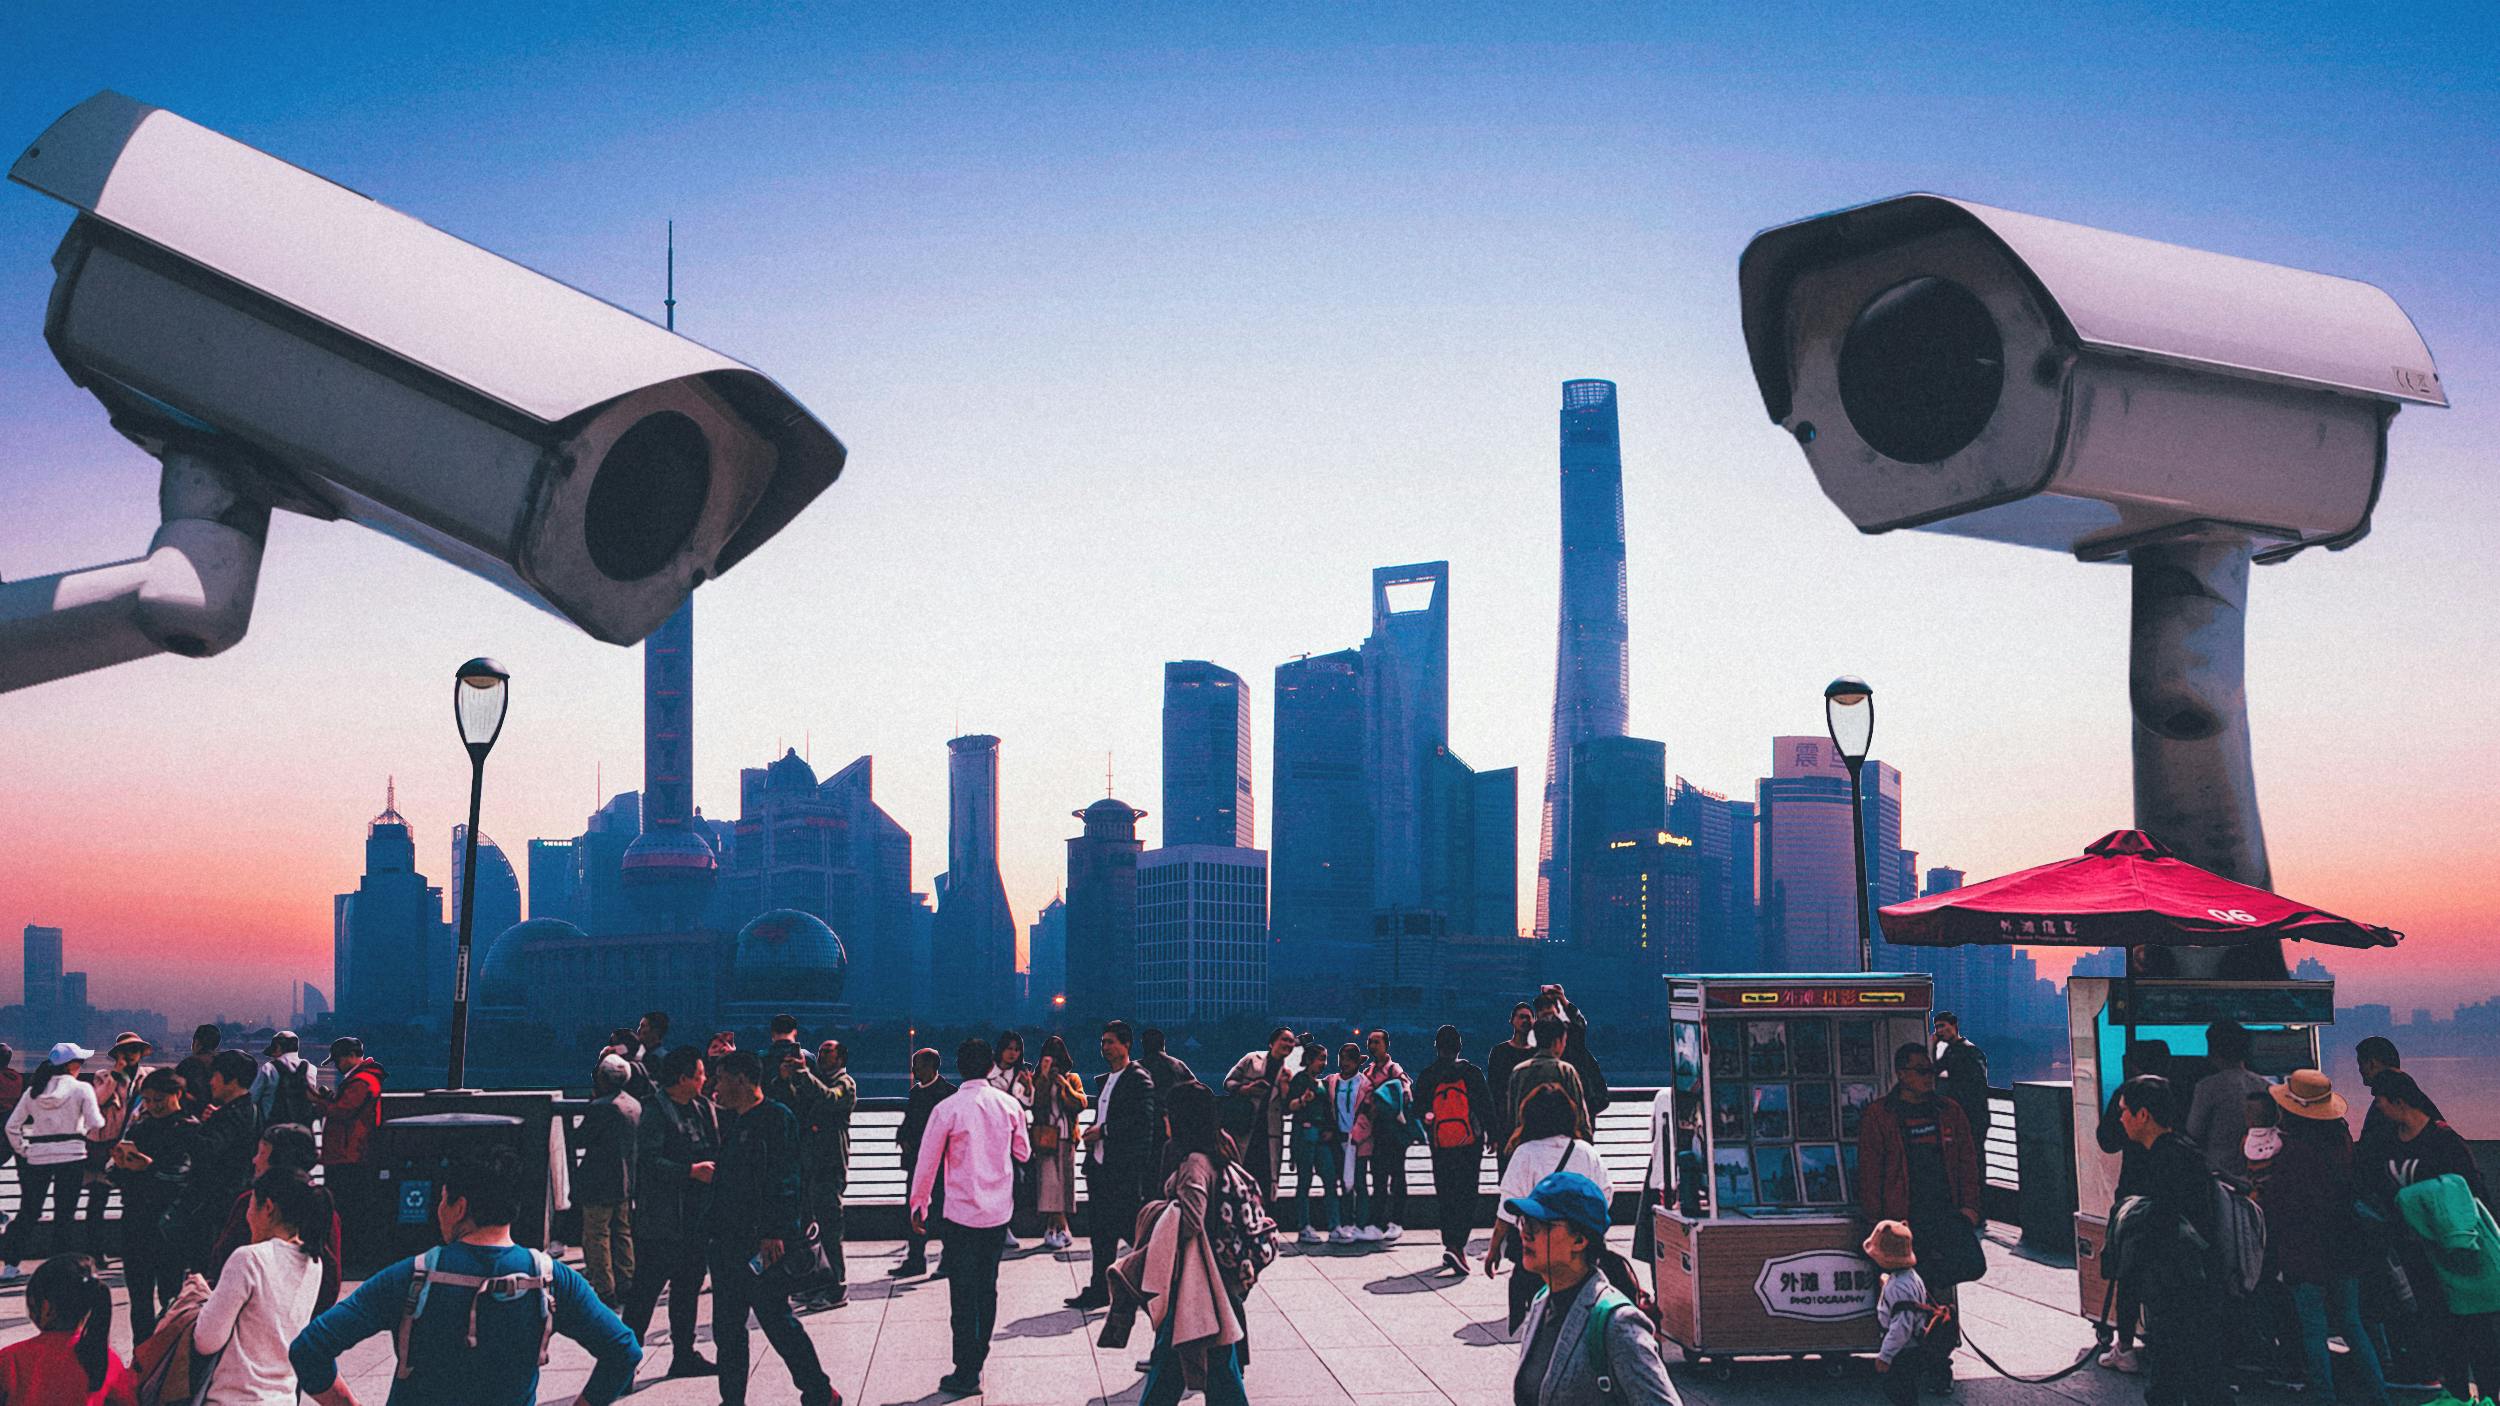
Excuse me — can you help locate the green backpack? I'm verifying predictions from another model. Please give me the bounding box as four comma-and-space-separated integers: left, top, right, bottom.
1531, 1282, 1635, 1396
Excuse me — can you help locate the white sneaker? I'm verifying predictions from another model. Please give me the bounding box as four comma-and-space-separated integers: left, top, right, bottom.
0, 1264, 19, 1284
1298, 1227, 1324, 1245
2099, 1347, 2142, 1374
1329, 1227, 1356, 1245
1381, 1223, 1404, 1243
1357, 1225, 1383, 1242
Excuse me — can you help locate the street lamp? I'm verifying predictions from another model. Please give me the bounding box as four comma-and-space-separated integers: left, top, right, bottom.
446, 657, 509, 1089
1824, 676, 1876, 973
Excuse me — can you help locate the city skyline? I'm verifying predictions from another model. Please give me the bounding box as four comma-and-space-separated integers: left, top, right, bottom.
4, 7, 2498, 1024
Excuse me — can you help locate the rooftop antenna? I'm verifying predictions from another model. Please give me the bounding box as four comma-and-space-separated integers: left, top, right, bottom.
1106, 751, 1115, 797
664, 220, 676, 332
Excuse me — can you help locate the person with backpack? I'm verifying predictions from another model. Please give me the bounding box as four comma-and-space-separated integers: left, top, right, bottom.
1489, 1086, 1615, 1330
2364, 1070, 2500, 1406
1506, 1170, 1676, 1406
1857, 1042, 1983, 1398
287, 1145, 637, 1406
1359, 1030, 1411, 1244
248, 1033, 317, 1133
1415, 1024, 1491, 1275
2114, 1073, 2229, 1406
1115, 1079, 1272, 1406
0, 1253, 139, 1404
1867, 1219, 1953, 1406
1222, 1027, 1298, 1203
2257, 1070, 2394, 1406
307, 1037, 384, 1269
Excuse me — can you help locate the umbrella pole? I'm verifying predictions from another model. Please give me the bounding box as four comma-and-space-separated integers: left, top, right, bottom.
2129, 538, 2284, 980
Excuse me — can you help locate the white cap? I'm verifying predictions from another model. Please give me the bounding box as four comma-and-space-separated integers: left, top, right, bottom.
49, 1042, 95, 1065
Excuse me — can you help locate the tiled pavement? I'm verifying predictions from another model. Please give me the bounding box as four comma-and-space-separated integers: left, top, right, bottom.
0, 1230, 2308, 1405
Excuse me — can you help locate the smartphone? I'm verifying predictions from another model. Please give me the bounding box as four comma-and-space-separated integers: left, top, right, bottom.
748, 1250, 772, 1276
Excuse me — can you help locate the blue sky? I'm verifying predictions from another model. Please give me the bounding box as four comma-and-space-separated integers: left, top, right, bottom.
2, 2, 2496, 1022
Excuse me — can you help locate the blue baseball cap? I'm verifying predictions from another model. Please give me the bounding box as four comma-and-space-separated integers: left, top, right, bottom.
1505, 1170, 1611, 1242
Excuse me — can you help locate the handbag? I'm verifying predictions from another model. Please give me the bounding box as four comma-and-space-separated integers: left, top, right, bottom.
1916, 1210, 1989, 1285
1098, 1200, 1181, 1350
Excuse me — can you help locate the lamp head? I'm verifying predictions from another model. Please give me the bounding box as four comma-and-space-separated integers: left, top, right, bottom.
455, 656, 510, 757
1824, 675, 1874, 763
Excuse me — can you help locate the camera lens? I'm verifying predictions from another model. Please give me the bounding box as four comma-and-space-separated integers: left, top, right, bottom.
1837, 276, 2003, 464
585, 411, 711, 581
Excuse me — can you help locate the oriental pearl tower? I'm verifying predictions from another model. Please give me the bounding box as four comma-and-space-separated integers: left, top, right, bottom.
619, 226, 718, 930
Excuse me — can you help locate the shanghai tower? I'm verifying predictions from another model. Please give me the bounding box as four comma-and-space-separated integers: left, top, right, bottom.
1534, 379, 1630, 942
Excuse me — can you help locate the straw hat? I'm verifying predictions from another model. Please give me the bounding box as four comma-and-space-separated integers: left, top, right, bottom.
2271, 1069, 2347, 1121
1862, 1219, 1917, 1271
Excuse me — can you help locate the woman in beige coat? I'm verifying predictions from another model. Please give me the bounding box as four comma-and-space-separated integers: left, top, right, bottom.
1114, 1080, 1254, 1406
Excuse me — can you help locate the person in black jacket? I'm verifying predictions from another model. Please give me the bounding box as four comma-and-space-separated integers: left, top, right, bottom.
174, 1049, 260, 1275
1068, 1020, 1156, 1311
1484, 1003, 1536, 1158
1135, 1027, 1195, 1187
109, 1067, 194, 1344
1933, 1012, 1993, 1140
2115, 1074, 2224, 1406
2093, 1040, 2170, 1372
708, 1050, 837, 1406
895, 1048, 954, 1278
1415, 1024, 1493, 1274
623, 1046, 720, 1380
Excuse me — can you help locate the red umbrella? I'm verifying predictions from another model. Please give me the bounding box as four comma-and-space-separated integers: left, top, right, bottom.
1877, 829, 2401, 950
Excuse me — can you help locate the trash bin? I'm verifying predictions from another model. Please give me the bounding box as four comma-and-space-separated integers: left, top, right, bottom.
365, 1112, 526, 1271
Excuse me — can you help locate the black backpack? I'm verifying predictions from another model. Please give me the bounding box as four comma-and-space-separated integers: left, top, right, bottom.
269, 1061, 317, 1128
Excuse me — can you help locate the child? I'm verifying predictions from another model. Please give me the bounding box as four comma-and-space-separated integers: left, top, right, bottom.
0, 1253, 139, 1404
1867, 1219, 1945, 1405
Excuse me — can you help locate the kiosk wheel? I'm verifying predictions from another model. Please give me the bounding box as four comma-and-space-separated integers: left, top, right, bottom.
1704, 1357, 1735, 1382
1818, 1355, 1849, 1378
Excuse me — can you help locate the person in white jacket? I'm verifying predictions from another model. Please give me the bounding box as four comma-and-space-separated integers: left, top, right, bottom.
194, 1170, 331, 1405
2, 1041, 105, 1279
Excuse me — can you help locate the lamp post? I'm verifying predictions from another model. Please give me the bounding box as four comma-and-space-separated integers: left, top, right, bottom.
1824, 676, 1876, 973
447, 657, 509, 1089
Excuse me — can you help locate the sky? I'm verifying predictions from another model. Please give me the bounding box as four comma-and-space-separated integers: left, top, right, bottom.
3, 2, 2497, 1027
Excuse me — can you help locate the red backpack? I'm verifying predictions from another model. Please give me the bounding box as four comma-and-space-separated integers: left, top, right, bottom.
1431, 1078, 1477, 1149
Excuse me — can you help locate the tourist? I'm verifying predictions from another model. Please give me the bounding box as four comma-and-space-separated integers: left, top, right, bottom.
911, 1038, 1033, 1397
248, 1032, 317, 1131
1136, 1028, 1196, 1180
622, 1010, 671, 1103
2094, 1038, 2170, 1373
985, 1031, 1037, 1248
204, 1124, 341, 1315
1506, 1016, 1592, 1140
1360, 1029, 1412, 1243
895, 1048, 953, 1279
1932, 1012, 1993, 1140
288, 1146, 640, 1406
1284, 1033, 1338, 1244
1416, 1024, 1492, 1275
194, 1171, 332, 1405
2364, 1070, 2500, 1406
1031, 1035, 1086, 1250
174, 1024, 222, 1114
2113, 1074, 2227, 1406
2353, 1037, 2408, 1153
1325, 1043, 1373, 1245
1858, 1042, 1982, 1397
2, 1043, 105, 1279
1505, 1170, 1675, 1406
2258, 1070, 2392, 1406
800, 1039, 858, 1307
1868, 1219, 1946, 1406
705, 1049, 839, 1406
768, 1013, 802, 1048
1071, 1021, 1156, 1311
758, 1039, 835, 1307
110, 1067, 194, 1344
1485, 1003, 1536, 1157
0, 1254, 138, 1402
1122, 1080, 1261, 1406
622, 1046, 719, 1381
2186, 1022, 2271, 1178
1488, 1086, 1612, 1330
1535, 984, 1612, 1119
1222, 1027, 1298, 1202
0, 1046, 20, 1118
172, 1051, 263, 1277
575, 1054, 640, 1307
306, 1037, 384, 1268
76, 1033, 150, 1260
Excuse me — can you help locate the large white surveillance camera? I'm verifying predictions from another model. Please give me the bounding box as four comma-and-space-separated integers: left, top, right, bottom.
1740, 194, 2446, 979
1, 91, 844, 693
1739, 193, 2444, 560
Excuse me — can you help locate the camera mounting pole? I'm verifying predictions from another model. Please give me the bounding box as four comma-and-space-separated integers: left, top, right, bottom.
0, 448, 269, 693
2128, 535, 2284, 979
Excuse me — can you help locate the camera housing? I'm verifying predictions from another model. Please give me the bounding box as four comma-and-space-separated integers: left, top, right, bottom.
9, 91, 843, 648
1738, 194, 2444, 561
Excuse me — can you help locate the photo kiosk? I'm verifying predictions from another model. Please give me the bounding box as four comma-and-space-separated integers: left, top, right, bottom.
1649, 973, 1934, 1376
2065, 976, 2333, 1330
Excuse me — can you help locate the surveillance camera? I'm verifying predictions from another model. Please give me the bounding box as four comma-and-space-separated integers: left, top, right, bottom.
1738, 193, 2443, 561
1, 91, 843, 690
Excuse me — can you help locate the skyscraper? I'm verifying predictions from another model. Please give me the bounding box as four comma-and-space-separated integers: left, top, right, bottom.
445, 826, 522, 1017
932, 735, 1018, 1021
1577, 827, 1705, 1008
1537, 379, 1632, 942
1566, 735, 1666, 942
1163, 661, 1253, 848
1027, 896, 1068, 1018
1136, 845, 1268, 1025
21, 925, 62, 1017
1364, 562, 1450, 910
1669, 778, 1759, 970
526, 839, 581, 924
1756, 737, 1903, 972
1269, 649, 1370, 1010
1065, 796, 1146, 1024
335, 780, 446, 1027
